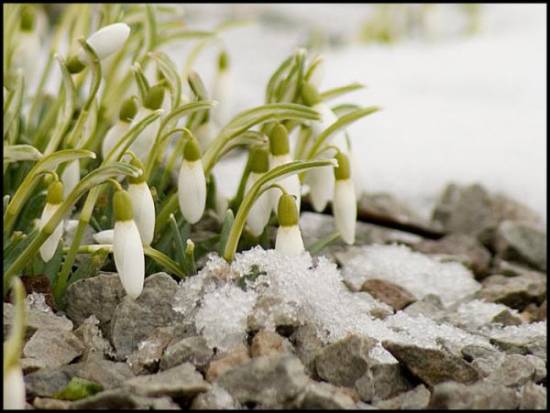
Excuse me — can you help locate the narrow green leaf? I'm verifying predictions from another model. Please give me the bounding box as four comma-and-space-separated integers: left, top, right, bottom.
3, 144, 43, 163
320, 82, 365, 101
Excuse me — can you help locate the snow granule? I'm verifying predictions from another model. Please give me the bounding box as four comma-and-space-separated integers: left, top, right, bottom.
453, 300, 520, 329
342, 244, 480, 305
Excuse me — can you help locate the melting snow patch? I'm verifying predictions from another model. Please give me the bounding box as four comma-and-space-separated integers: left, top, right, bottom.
342, 244, 480, 305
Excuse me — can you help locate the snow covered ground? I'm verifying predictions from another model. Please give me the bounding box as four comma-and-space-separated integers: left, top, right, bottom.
182, 4, 546, 221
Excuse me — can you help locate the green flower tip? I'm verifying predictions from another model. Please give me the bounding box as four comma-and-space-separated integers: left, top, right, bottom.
183, 138, 202, 162
334, 152, 351, 180
301, 82, 321, 106
128, 157, 145, 184
269, 123, 290, 156
20, 6, 35, 32
278, 194, 299, 227
66, 55, 86, 74
119, 97, 138, 122
113, 190, 134, 221
46, 180, 64, 204
144, 84, 165, 110
249, 146, 269, 173
218, 51, 229, 71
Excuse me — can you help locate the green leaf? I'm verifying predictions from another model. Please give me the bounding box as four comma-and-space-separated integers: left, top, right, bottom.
3, 144, 43, 163
3, 277, 26, 374
132, 62, 151, 103
320, 82, 365, 101
3, 69, 24, 140
218, 209, 234, 256
53, 377, 103, 401
69, 248, 110, 286
307, 231, 341, 255
169, 214, 187, 270
150, 51, 182, 109
144, 246, 187, 279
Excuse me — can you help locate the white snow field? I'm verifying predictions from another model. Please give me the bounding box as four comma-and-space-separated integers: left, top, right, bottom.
181, 4, 546, 221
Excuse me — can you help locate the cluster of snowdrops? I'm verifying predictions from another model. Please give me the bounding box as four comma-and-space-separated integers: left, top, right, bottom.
3, 4, 378, 409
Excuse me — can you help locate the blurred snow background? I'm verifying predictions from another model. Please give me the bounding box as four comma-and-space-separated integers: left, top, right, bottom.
178, 4, 546, 221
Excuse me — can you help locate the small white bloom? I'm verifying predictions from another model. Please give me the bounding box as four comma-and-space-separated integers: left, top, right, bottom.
112, 189, 145, 299
305, 161, 334, 212
61, 159, 80, 198
113, 220, 144, 299
275, 225, 304, 256
3, 365, 25, 410
78, 22, 130, 62
332, 152, 357, 245
102, 121, 130, 159
129, 107, 160, 162
210, 51, 231, 126
178, 159, 207, 224
93, 229, 114, 244
127, 181, 155, 246
245, 172, 272, 237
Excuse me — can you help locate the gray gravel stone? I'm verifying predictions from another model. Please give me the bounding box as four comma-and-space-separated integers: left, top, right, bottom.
71, 389, 180, 409
4, 302, 72, 340
124, 362, 209, 398
110, 273, 186, 358
374, 384, 431, 409
250, 329, 292, 358
293, 381, 357, 409
360, 279, 416, 311
24, 365, 79, 398
290, 323, 325, 376
486, 354, 541, 387
495, 220, 547, 271
519, 382, 547, 410
461, 344, 505, 378
74, 358, 135, 389
217, 354, 309, 408
429, 380, 520, 409
65, 272, 126, 328
191, 383, 240, 409
127, 327, 175, 375
73, 315, 114, 361
315, 334, 376, 387
355, 359, 411, 402
23, 329, 84, 368
382, 341, 480, 386
477, 272, 546, 310
160, 336, 213, 371
403, 294, 445, 319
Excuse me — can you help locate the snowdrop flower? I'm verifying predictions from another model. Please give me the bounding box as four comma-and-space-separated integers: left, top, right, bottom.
13, 6, 41, 90
39, 180, 64, 262
60, 158, 80, 199
93, 229, 114, 244
113, 189, 144, 299
102, 97, 138, 159
127, 157, 155, 246
268, 123, 301, 213
245, 146, 272, 237
178, 138, 206, 224
3, 365, 25, 410
210, 51, 232, 127
275, 193, 304, 256
129, 84, 164, 162
332, 152, 357, 245
194, 121, 219, 153
66, 23, 130, 73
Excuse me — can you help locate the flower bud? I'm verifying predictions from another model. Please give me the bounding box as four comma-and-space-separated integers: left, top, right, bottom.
178, 138, 206, 224
113, 189, 144, 299
301, 82, 322, 106
39, 180, 64, 262
127, 158, 155, 246
211, 51, 232, 126
333, 153, 356, 245
245, 147, 271, 237
275, 194, 304, 256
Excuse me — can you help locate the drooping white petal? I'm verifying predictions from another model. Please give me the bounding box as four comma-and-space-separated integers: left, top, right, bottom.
102, 121, 130, 159
3, 365, 26, 410
305, 162, 334, 212
93, 229, 114, 244
270, 154, 301, 213
333, 179, 357, 245
129, 108, 160, 163
61, 159, 80, 198
211, 70, 231, 126
113, 220, 144, 299
312, 103, 349, 153
245, 172, 272, 237
79, 23, 130, 62
39, 203, 63, 262
275, 225, 305, 256
127, 182, 155, 245
178, 159, 206, 224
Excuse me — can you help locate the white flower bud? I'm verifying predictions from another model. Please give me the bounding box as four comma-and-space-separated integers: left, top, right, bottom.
129, 107, 160, 162
3, 365, 25, 410
61, 159, 80, 198
177, 159, 207, 224
275, 225, 305, 256
127, 181, 155, 246
333, 178, 357, 245
78, 23, 130, 62
245, 172, 272, 237
39, 180, 64, 262
305, 161, 334, 212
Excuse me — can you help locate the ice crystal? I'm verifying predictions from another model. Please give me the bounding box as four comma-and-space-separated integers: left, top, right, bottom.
342, 244, 480, 305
